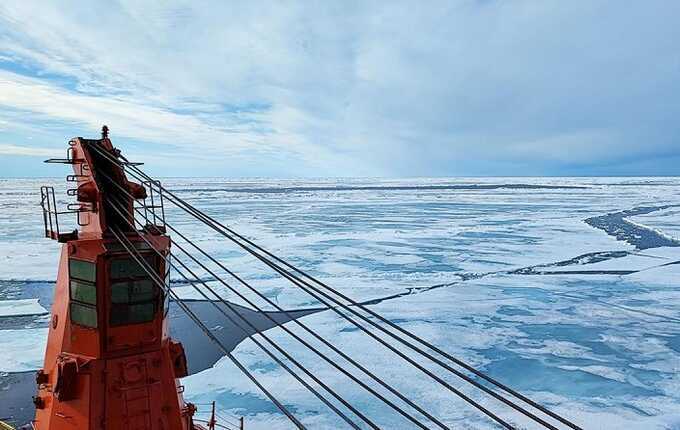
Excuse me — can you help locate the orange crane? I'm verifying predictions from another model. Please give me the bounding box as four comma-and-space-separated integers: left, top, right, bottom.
35, 128, 204, 430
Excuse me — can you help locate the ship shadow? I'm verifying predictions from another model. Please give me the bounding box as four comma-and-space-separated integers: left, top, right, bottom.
170, 299, 325, 375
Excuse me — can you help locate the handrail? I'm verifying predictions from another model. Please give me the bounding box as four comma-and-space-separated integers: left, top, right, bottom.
193, 418, 239, 430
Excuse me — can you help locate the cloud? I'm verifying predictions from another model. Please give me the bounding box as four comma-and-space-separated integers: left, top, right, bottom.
0, 1, 678, 176
0, 70, 255, 151
0, 143, 57, 157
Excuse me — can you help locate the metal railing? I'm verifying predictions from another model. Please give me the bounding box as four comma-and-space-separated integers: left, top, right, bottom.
40, 186, 90, 242
140, 179, 166, 229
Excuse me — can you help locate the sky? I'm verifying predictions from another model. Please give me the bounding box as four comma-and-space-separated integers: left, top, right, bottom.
0, 1, 679, 178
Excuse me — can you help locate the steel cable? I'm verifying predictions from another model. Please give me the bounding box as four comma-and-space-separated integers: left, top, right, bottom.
89, 140, 582, 430
107, 226, 306, 429
104, 193, 371, 430
96, 168, 450, 429
93, 143, 535, 429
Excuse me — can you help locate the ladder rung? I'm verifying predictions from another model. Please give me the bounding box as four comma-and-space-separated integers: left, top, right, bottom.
44, 158, 84, 164
65, 205, 92, 212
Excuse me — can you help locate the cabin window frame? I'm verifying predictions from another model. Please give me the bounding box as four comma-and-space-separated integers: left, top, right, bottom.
108, 253, 162, 326
68, 258, 98, 328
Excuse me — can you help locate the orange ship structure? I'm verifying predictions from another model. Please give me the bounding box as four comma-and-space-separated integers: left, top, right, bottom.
33, 128, 217, 430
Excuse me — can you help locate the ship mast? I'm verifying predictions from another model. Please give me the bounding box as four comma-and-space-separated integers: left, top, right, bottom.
36, 128, 198, 430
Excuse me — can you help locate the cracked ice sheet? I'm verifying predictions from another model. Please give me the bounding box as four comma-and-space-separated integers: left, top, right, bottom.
628, 207, 680, 241
0, 177, 670, 288
161, 178, 658, 311
622, 247, 680, 286
636, 246, 680, 261
0, 298, 47, 317
0, 177, 655, 307
4, 177, 680, 427
169, 217, 632, 310
536, 247, 680, 273
0, 328, 48, 372
184, 266, 680, 429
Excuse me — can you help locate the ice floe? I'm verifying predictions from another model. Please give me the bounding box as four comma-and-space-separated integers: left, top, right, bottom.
0, 298, 47, 317
0, 328, 48, 372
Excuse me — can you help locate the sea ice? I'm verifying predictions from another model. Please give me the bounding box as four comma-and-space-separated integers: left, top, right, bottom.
2, 177, 679, 428
0, 298, 47, 317
0, 328, 48, 372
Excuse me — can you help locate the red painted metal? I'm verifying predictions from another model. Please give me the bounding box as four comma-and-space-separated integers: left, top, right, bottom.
34, 133, 207, 430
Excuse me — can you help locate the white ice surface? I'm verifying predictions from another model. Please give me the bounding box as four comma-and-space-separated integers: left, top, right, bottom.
184, 260, 680, 429
185, 268, 680, 430
0, 298, 47, 317
2, 177, 680, 429
0, 328, 48, 372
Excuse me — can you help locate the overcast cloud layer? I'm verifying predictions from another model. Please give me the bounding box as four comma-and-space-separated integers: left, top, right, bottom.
0, 1, 679, 177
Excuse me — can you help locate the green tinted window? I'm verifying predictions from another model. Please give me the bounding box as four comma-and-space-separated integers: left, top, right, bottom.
111, 280, 155, 304
109, 255, 160, 326
128, 303, 155, 324
70, 280, 96, 305
111, 282, 128, 304
110, 303, 155, 326
110, 256, 156, 279
69, 259, 96, 282
70, 302, 97, 328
